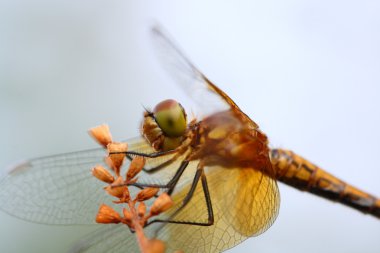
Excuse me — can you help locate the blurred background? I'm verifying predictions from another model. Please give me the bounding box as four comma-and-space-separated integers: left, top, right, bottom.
1, 0, 380, 252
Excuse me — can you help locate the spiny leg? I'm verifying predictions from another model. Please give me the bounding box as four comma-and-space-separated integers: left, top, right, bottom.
200, 170, 214, 225
148, 163, 214, 229
113, 149, 215, 227
118, 160, 189, 192
126, 151, 182, 174
127, 170, 215, 234
111, 149, 176, 159
110, 147, 188, 189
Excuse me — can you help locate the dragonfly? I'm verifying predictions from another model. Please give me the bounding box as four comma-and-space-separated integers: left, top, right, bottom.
1, 27, 379, 253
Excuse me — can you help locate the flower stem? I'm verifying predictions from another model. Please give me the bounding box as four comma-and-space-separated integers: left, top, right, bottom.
128, 200, 148, 253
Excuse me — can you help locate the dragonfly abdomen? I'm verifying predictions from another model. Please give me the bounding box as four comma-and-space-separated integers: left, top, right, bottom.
270, 148, 380, 219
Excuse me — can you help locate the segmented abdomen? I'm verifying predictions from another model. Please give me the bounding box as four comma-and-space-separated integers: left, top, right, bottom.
270, 148, 380, 219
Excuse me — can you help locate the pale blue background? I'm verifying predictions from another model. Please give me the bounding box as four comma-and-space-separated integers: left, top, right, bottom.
1, 1, 380, 252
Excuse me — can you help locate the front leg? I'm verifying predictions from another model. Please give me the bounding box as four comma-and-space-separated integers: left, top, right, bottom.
128, 160, 189, 194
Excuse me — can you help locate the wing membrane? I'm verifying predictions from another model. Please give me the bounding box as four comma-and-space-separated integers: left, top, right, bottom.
151, 26, 258, 127
69, 225, 138, 253
158, 165, 280, 252
0, 137, 185, 225
68, 164, 279, 253
226, 168, 280, 236
151, 26, 237, 116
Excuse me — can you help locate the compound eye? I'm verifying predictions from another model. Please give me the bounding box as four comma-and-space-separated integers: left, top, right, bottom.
153, 99, 187, 137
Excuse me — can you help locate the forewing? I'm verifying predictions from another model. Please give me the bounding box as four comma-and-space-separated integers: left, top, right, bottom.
151, 26, 244, 117
0, 137, 185, 225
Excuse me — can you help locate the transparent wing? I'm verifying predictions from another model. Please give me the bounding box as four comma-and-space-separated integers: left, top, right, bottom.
157, 166, 280, 252
224, 167, 280, 236
69, 165, 279, 253
69, 225, 140, 253
151, 26, 244, 117
0, 137, 186, 225
68, 160, 200, 253
69, 225, 132, 253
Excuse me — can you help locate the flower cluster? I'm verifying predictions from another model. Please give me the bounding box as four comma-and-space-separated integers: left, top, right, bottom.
88, 124, 173, 253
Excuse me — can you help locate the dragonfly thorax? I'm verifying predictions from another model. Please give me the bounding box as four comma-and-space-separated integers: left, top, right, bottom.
190, 110, 272, 171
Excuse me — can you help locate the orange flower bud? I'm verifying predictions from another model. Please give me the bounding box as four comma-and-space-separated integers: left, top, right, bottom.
88, 124, 113, 148
95, 204, 121, 224
104, 156, 117, 175
137, 202, 146, 218
126, 156, 145, 180
121, 207, 133, 227
121, 187, 131, 203
145, 239, 166, 253
150, 193, 174, 216
92, 165, 114, 183
135, 188, 159, 202
107, 142, 128, 175
104, 176, 129, 201
122, 208, 132, 222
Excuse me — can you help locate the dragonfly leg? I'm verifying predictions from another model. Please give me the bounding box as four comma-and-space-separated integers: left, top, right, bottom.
111, 149, 176, 158
124, 138, 191, 174
126, 153, 180, 174
200, 170, 214, 225
147, 164, 214, 229
125, 160, 189, 190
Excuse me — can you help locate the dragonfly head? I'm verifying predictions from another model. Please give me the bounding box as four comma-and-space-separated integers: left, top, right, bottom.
153, 99, 187, 137
142, 99, 187, 151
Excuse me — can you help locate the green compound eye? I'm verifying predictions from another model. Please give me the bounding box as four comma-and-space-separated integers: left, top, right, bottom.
153, 99, 187, 137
